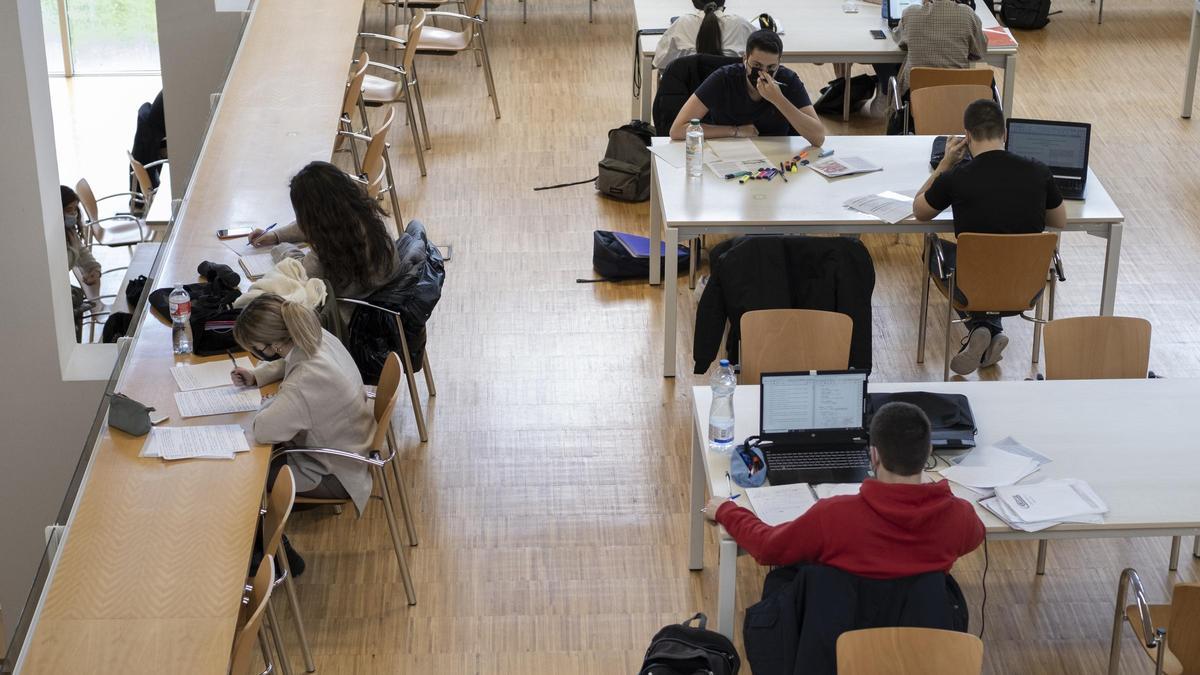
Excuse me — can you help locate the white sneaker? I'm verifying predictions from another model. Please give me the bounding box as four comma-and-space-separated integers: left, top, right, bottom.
950, 327, 991, 376
869, 92, 888, 118
980, 332, 1009, 368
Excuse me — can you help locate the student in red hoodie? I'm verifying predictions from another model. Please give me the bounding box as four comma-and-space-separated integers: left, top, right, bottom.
704, 401, 984, 578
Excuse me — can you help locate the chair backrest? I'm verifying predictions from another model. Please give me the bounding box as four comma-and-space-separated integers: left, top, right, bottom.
738, 309, 853, 385
837, 627, 983, 675
361, 107, 396, 183
652, 54, 741, 134
229, 555, 274, 675
401, 11, 427, 75
343, 52, 370, 120
1042, 316, 1151, 380
1168, 583, 1200, 672
910, 84, 994, 135
262, 465, 296, 559
127, 152, 156, 212
909, 67, 994, 93
953, 233, 1058, 313
365, 167, 387, 199
371, 352, 403, 452
75, 177, 100, 224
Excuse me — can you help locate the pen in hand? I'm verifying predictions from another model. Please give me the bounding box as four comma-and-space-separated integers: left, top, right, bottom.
249, 222, 278, 247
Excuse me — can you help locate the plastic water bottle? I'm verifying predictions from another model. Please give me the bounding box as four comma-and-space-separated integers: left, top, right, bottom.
685, 118, 704, 178
169, 284, 193, 355
708, 359, 737, 454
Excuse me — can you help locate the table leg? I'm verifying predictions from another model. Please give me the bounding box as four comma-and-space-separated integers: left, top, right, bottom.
1183, 8, 1200, 118
1194, 535, 1200, 558
717, 537, 738, 639
1100, 222, 1122, 316
1002, 55, 1017, 116
649, 161, 663, 285
642, 55, 654, 122
689, 422, 706, 571
843, 65, 852, 122
1036, 539, 1048, 575
1170, 536, 1181, 571
664, 226, 679, 377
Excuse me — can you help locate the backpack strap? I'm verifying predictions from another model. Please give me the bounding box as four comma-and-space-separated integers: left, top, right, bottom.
681, 612, 708, 630
533, 176, 597, 191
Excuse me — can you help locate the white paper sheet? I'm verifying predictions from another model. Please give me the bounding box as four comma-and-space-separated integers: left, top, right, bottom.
939, 443, 1040, 489
993, 479, 1108, 524
141, 424, 250, 460
807, 156, 883, 178
706, 157, 773, 178
813, 483, 862, 499
843, 191, 914, 224
174, 386, 261, 418
706, 138, 769, 163
238, 253, 275, 280
648, 143, 686, 168
745, 483, 818, 526
171, 358, 255, 391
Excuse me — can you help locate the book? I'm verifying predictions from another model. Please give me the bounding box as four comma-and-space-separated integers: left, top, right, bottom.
239, 253, 275, 280
983, 26, 1017, 49
612, 231, 680, 258
807, 155, 883, 178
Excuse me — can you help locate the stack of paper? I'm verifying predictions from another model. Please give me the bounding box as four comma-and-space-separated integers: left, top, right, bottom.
745, 483, 817, 526
980, 479, 1108, 532
939, 438, 1046, 495
705, 138, 773, 178
175, 386, 262, 418
844, 191, 915, 224
140, 424, 250, 460
239, 253, 276, 280
807, 155, 882, 178
171, 358, 254, 391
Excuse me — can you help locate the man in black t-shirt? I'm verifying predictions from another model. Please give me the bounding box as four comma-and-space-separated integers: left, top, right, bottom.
913, 99, 1066, 376
668, 30, 826, 145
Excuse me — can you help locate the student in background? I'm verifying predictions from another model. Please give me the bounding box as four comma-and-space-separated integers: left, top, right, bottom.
669, 30, 826, 145
653, 0, 756, 71
230, 293, 376, 514
704, 402, 984, 577
913, 99, 1066, 375
61, 186, 101, 342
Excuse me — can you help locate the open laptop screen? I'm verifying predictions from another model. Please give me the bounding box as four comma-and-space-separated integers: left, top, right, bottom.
761, 371, 867, 435
1005, 119, 1090, 173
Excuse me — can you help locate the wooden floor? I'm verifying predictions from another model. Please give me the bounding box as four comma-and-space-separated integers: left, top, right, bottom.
266, 0, 1200, 672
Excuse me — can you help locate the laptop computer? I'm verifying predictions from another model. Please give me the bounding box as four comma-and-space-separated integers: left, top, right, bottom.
759, 370, 872, 486
1005, 118, 1091, 200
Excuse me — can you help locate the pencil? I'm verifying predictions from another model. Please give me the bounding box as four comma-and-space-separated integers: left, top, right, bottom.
778, 162, 789, 182
227, 349, 239, 368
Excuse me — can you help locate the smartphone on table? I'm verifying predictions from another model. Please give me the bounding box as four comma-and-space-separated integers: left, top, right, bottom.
216, 226, 254, 239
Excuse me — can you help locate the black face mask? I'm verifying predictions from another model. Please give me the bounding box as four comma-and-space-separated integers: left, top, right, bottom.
251, 346, 283, 362
747, 66, 763, 87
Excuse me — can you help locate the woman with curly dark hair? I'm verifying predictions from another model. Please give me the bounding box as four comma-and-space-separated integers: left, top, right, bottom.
249, 161, 400, 299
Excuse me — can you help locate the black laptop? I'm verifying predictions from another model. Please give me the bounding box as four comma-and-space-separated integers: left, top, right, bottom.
759, 370, 872, 486
1005, 118, 1092, 200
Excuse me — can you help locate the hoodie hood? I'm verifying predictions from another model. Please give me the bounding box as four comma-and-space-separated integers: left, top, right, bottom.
858, 479, 961, 530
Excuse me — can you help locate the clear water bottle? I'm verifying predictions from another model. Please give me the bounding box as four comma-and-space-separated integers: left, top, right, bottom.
708, 359, 737, 454
685, 118, 704, 178
169, 284, 193, 355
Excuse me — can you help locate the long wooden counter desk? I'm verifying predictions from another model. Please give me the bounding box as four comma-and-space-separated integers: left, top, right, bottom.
15, 0, 363, 671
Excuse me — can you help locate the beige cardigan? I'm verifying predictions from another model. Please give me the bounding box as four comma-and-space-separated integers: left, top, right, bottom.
252, 329, 376, 514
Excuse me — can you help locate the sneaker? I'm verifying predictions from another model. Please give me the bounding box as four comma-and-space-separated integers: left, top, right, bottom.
869, 92, 889, 118
950, 327, 991, 376
980, 332, 1009, 368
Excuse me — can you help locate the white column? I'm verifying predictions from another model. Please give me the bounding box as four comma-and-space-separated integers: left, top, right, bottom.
0, 0, 111, 649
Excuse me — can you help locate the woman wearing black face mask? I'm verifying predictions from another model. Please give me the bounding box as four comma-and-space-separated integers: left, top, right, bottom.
61, 186, 101, 342
668, 29, 826, 145
231, 293, 377, 513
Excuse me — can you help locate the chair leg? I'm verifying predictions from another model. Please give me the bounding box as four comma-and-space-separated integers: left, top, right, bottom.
386, 433, 419, 547
375, 465, 418, 605
943, 274, 955, 382
259, 625, 277, 675
394, 318, 429, 442
917, 240, 931, 364
411, 74, 432, 151
1032, 284, 1046, 365
422, 351, 436, 397
276, 545, 316, 672
1107, 599, 1124, 675
381, 142, 407, 224
265, 601, 294, 675
344, 117, 363, 175
477, 31, 501, 119
402, 90, 428, 177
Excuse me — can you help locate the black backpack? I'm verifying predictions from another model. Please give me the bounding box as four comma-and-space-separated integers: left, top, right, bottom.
1001, 0, 1051, 28
813, 74, 878, 116
597, 121, 654, 202
581, 230, 689, 282
638, 613, 740, 675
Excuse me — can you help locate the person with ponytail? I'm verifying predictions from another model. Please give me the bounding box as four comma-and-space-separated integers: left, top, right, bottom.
61, 186, 101, 342
652, 0, 755, 70
231, 293, 377, 514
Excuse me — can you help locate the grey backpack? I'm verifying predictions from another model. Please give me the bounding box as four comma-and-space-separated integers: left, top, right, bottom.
597, 120, 654, 202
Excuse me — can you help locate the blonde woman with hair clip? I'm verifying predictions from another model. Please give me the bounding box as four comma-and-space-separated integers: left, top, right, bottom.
231, 293, 376, 520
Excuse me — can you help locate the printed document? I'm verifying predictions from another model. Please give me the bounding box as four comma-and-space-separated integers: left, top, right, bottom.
706, 138, 769, 163
175, 385, 261, 418
940, 443, 1040, 489
807, 156, 882, 178
843, 191, 915, 224
171, 358, 254, 391
746, 483, 818, 526
141, 424, 250, 460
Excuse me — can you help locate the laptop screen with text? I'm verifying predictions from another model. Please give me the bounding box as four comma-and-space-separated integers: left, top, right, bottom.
1006, 120, 1089, 171
761, 372, 867, 434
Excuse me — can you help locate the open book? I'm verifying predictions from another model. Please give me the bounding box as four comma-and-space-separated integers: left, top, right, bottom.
807, 155, 882, 179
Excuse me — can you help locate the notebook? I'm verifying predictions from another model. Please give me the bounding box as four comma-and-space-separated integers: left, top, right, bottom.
239, 253, 276, 280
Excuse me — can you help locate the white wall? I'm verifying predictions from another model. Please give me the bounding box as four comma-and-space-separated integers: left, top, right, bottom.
0, 0, 112, 650
155, 0, 246, 198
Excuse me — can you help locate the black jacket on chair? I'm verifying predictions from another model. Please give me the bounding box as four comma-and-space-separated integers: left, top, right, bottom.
744, 564, 969, 675
652, 53, 740, 135
693, 236, 875, 374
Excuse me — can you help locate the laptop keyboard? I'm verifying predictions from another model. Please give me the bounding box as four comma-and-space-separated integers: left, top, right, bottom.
770, 449, 870, 470
1056, 177, 1083, 193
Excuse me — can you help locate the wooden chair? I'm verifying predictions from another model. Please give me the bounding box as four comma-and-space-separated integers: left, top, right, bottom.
917, 233, 1059, 381
260, 466, 314, 675
230, 554, 276, 675
358, 12, 431, 179
891, 67, 998, 134
336, 53, 373, 175
738, 309, 853, 385
1108, 569, 1200, 675
339, 106, 407, 225
1043, 316, 1151, 380
271, 353, 418, 606
388, 0, 501, 120
340, 298, 437, 444
910, 84, 995, 135
837, 627, 983, 675
127, 152, 169, 227
75, 177, 150, 251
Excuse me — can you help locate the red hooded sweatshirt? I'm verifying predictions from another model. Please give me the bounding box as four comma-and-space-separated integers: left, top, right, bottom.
715, 479, 984, 578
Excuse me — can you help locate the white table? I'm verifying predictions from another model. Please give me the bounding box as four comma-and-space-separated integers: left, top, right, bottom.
631, 0, 1018, 124
651, 135, 1125, 377
1184, 0, 1200, 117
688, 379, 1200, 638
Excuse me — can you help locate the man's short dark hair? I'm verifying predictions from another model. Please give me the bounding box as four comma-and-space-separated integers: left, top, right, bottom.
963, 99, 1005, 141
868, 402, 932, 476
745, 29, 783, 56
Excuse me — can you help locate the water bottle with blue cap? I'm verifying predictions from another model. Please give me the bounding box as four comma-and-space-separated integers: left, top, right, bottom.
708, 359, 736, 454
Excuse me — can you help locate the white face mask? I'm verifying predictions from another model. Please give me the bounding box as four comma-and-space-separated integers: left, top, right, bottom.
64, 214, 78, 228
